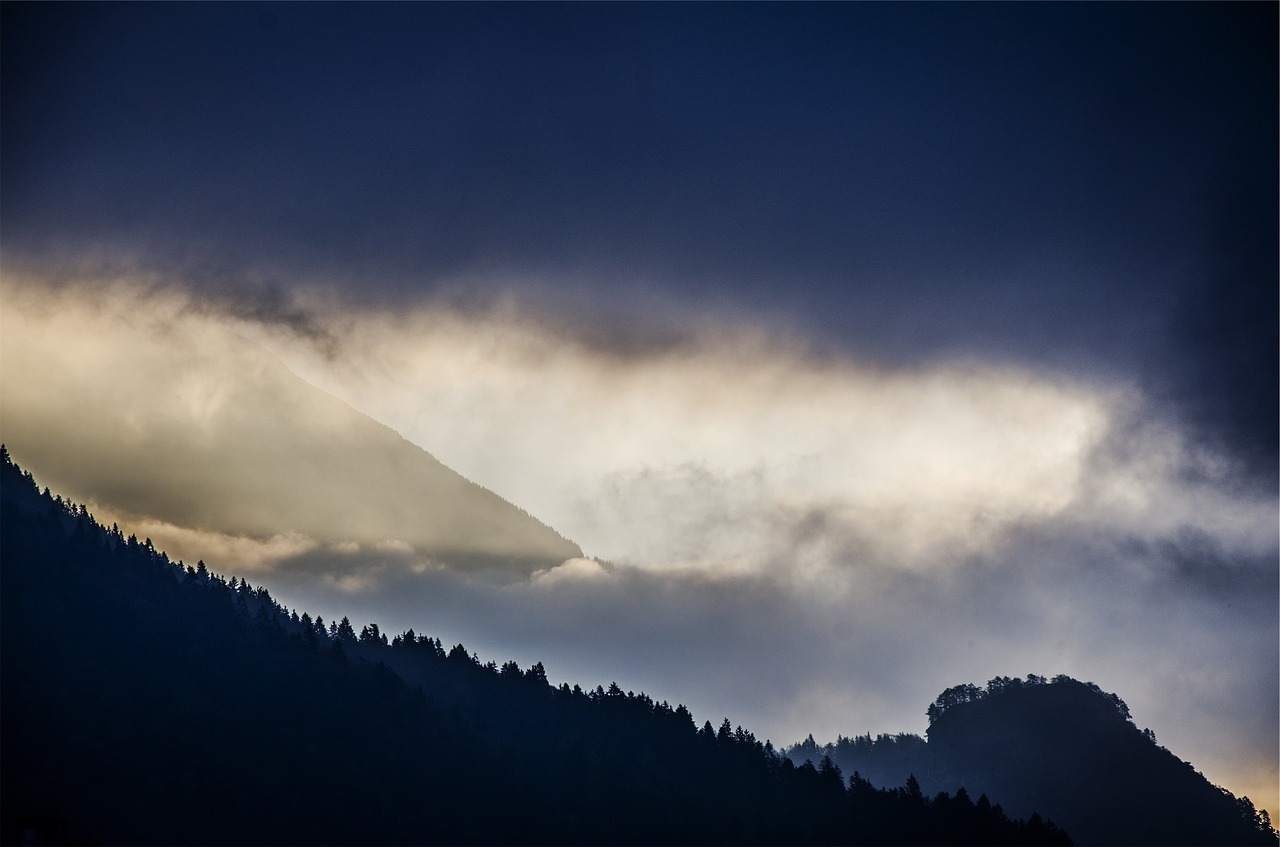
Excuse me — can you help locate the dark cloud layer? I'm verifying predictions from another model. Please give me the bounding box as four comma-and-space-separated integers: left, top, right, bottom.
3, 4, 1275, 417
1161, 176, 1279, 487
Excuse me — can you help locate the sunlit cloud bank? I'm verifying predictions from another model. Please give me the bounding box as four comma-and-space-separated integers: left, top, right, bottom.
1, 272, 1121, 574
224, 283, 1116, 572
0, 272, 1274, 818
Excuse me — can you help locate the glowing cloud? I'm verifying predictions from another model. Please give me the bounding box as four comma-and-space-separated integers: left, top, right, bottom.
220, 285, 1112, 572
0, 273, 1274, 822
531, 557, 612, 586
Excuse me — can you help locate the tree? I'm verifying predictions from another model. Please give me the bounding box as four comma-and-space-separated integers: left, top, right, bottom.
818, 754, 843, 792
335, 616, 357, 643
903, 775, 923, 803
359, 622, 386, 647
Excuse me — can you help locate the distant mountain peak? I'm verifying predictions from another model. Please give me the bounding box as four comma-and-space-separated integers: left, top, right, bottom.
790, 674, 1277, 846
0, 312, 583, 575
925, 674, 1131, 727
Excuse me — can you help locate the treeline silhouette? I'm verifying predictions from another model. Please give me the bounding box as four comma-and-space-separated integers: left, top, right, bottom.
787, 675, 1277, 846
0, 445, 1068, 845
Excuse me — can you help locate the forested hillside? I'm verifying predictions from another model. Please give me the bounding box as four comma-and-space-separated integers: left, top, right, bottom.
0, 446, 1067, 845
788, 676, 1277, 846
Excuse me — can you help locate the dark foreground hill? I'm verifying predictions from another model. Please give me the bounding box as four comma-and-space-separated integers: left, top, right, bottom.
789, 677, 1277, 846
0, 446, 1066, 846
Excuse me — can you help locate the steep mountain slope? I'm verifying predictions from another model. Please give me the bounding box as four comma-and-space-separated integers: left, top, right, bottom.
0, 449, 1069, 845
0, 304, 580, 573
790, 677, 1276, 846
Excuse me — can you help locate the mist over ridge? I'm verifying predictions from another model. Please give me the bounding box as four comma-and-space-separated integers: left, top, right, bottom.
3, 451, 1085, 845
0, 272, 1274, 823
4, 449, 1275, 844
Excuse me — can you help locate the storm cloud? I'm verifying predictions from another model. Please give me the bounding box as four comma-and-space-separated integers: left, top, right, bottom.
1, 0, 1274, 824
2, 4, 1274, 478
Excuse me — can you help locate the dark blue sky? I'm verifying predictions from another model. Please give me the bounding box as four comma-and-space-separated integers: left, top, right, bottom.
2, 1, 1276, 476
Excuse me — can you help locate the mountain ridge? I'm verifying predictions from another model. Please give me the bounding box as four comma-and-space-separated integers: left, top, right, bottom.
1, 445, 1069, 845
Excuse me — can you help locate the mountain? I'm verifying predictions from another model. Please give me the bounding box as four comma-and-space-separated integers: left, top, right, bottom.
0, 447, 1068, 845
788, 676, 1277, 846
0, 305, 581, 574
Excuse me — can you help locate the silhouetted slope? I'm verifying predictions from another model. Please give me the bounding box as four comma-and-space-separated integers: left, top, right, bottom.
791, 676, 1277, 846
0, 447, 1067, 846
925, 677, 1275, 846
0, 324, 581, 573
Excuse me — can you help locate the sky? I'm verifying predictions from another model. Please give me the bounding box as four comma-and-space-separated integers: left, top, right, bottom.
1, 2, 1277, 819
